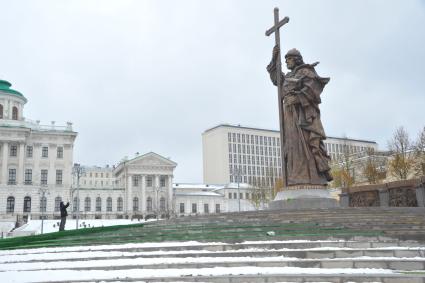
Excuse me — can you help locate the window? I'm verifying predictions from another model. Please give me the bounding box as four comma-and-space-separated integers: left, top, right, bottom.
73, 197, 79, 212
26, 146, 33, 158
24, 169, 32, 185
41, 170, 48, 185
57, 147, 63, 158
132, 175, 139, 186
160, 197, 166, 211
42, 146, 48, 158
160, 176, 166, 187
82, 197, 90, 212
9, 145, 17, 157
6, 196, 14, 213
215, 204, 220, 213
233, 192, 237, 199
117, 197, 123, 212
8, 169, 16, 185
179, 203, 185, 213
55, 197, 62, 212
204, 203, 209, 213
246, 193, 250, 199
228, 192, 232, 199
23, 196, 31, 213
0, 104, 2, 119
147, 197, 153, 212
40, 196, 47, 213
12, 106, 18, 120
240, 193, 243, 199
56, 170, 63, 185
192, 203, 197, 213
133, 197, 139, 211
107, 197, 112, 212
146, 176, 153, 187
96, 197, 102, 212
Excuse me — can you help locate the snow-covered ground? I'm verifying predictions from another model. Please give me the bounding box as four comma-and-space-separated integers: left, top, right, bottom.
10, 218, 157, 236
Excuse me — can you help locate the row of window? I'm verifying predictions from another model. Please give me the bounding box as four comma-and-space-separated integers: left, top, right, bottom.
132, 175, 168, 187
228, 143, 280, 157
5, 196, 169, 213
0, 105, 18, 120
325, 143, 373, 155
7, 145, 63, 159
7, 169, 63, 185
228, 192, 252, 200
229, 165, 280, 178
228, 132, 279, 147
179, 203, 220, 214
83, 172, 111, 178
230, 175, 278, 187
229, 154, 281, 167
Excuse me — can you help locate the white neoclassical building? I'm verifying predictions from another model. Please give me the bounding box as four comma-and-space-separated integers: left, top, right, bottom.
0, 79, 77, 221
72, 153, 177, 219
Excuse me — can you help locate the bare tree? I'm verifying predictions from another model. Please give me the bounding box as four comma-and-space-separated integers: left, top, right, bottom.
413, 126, 425, 176
330, 137, 355, 187
246, 185, 272, 210
388, 126, 414, 180
361, 148, 386, 184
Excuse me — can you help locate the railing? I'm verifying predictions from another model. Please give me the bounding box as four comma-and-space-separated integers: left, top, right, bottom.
0, 118, 74, 132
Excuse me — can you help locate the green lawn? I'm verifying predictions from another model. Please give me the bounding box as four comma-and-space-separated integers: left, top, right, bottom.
0, 222, 382, 250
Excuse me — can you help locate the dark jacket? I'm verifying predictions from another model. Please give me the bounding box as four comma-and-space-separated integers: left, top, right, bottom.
60, 202, 69, 217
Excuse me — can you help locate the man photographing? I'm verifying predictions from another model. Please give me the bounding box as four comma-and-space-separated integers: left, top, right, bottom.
59, 201, 70, 231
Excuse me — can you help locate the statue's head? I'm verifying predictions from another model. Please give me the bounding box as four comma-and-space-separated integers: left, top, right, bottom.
285, 48, 304, 70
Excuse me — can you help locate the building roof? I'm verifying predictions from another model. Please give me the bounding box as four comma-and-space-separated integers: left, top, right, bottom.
0, 80, 27, 102
203, 123, 377, 144
203, 123, 279, 134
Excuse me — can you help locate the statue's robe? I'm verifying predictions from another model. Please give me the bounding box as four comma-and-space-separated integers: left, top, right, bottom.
267, 59, 332, 186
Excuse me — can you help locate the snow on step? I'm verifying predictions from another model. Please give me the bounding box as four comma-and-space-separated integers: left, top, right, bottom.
1, 239, 424, 283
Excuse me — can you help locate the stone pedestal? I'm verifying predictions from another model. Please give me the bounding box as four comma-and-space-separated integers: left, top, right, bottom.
269, 186, 338, 210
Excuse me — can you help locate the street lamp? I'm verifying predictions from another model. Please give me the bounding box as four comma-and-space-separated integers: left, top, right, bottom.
232, 166, 241, 212
72, 163, 85, 230
38, 186, 48, 234
154, 185, 161, 220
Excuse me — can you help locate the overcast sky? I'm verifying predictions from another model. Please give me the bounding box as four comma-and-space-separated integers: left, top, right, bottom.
1, 1, 424, 183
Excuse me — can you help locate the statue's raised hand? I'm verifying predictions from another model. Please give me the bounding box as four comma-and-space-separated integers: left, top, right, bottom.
272, 45, 280, 60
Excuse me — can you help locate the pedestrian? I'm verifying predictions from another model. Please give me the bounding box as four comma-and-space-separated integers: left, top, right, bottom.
59, 201, 70, 231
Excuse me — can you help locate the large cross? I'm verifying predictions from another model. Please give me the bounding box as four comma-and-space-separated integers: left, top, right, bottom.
265, 8, 289, 187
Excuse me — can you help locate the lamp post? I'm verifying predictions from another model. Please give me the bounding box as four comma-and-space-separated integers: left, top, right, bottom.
232, 166, 241, 212
72, 163, 85, 230
154, 185, 161, 220
38, 186, 48, 234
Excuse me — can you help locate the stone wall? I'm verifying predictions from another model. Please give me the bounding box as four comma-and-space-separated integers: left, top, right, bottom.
340, 177, 425, 207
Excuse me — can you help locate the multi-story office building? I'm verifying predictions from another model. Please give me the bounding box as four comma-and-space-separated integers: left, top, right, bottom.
202, 124, 378, 185
0, 79, 77, 220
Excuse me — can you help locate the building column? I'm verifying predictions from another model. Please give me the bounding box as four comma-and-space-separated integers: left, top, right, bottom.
1, 142, 8, 185
168, 174, 174, 212
127, 174, 133, 215
17, 142, 25, 185
48, 145, 56, 186
155, 175, 160, 212
33, 143, 41, 185
141, 175, 146, 214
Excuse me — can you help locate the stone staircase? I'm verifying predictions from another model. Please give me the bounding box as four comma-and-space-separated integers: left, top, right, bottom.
1, 207, 425, 282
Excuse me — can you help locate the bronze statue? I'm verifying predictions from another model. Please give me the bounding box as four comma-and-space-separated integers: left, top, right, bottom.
267, 45, 333, 186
